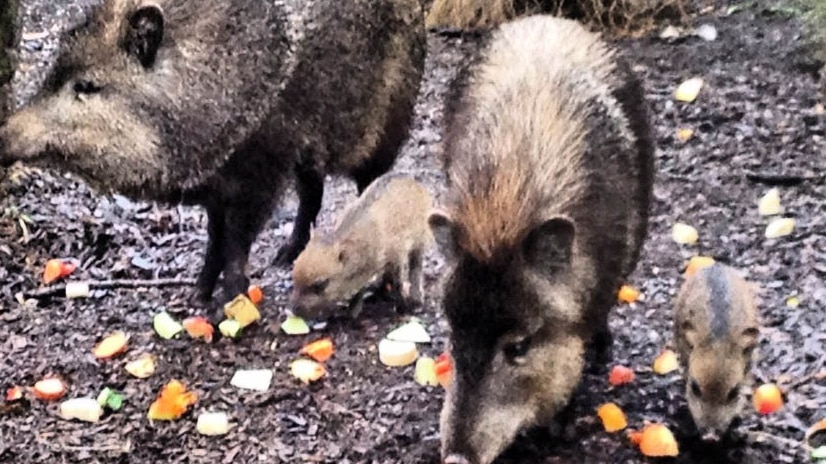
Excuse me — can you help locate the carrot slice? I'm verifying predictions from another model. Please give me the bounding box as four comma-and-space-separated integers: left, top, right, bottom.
183, 317, 214, 343
300, 338, 334, 363
33, 377, 67, 401
93, 331, 129, 359
247, 285, 264, 305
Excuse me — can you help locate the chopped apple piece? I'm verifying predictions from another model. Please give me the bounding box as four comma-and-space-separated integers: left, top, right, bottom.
378, 339, 419, 367
60, 398, 104, 423
197, 412, 230, 436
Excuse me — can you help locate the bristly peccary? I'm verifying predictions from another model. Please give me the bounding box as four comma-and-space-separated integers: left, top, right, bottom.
675, 263, 760, 440
0, 0, 426, 310
291, 173, 433, 320
427, 15, 654, 464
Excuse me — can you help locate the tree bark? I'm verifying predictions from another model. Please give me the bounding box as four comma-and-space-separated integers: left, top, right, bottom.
0, 0, 19, 121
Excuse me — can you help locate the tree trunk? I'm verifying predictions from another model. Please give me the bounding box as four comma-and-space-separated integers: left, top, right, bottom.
0, 0, 19, 121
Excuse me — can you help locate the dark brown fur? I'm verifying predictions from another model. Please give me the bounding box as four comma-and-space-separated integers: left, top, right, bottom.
675, 263, 759, 438
291, 173, 433, 319
0, 0, 426, 311
428, 15, 653, 464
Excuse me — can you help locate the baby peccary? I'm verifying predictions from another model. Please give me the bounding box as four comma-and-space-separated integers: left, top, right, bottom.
291, 174, 433, 319
428, 16, 654, 464
0, 0, 425, 312
675, 263, 760, 440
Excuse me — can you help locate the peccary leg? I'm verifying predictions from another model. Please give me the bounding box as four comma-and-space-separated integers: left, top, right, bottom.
394, 257, 413, 313
275, 165, 323, 266
191, 202, 226, 305
407, 247, 424, 308
221, 200, 271, 302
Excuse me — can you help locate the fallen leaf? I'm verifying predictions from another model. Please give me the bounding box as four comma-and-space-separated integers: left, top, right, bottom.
676, 128, 694, 142
806, 419, 826, 450
672, 223, 699, 245
617, 285, 641, 304
33, 377, 67, 401
300, 338, 335, 363
197, 411, 230, 436
639, 423, 679, 457
684, 256, 715, 278
223, 295, 261, 328
758, 188, 783, 216
597, 403, 628, 432
125, 354, 156, 379
153, 312, 183, 340
765, 217, 795, 239
230, 369, 273, 392
414, 357, 438, 387
378, 339, 419, 367
147, 380, 197, 421
385, 319, 431, 343
93, 331, 129, 360
60, 398, 104, 423
674, 77, 704, 103
281, 315, 310, 335
247, 285, 264, 305
753, 383, 783, 415
653, 349, 679, 375
608, 365, 635, 386
183, 317, 214, 342
290, 359, 327, 384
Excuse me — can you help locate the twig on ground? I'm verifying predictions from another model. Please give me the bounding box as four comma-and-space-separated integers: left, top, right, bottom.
745, 171, 825, 186
785, 370, 826, 391
745, 430, 805, 451
20, 278, 196, 299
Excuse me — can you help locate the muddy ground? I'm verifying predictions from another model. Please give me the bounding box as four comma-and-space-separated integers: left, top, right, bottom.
1, 1, 825, 463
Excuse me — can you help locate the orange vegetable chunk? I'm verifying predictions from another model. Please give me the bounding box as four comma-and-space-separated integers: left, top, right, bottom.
639, 423, 679, 457
300, 338, 334, 363
597, 403, 628, 432
617, 285, 641, 303
147, 380, 197, 421
608, 365, 635, 386
247, 285, 264, 305
753, 383, 783, 415
183, 317, 215, 342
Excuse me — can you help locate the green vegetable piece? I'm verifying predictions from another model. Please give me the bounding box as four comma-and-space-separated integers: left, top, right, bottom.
280, 315, 310, 335
153, 312, 183, 340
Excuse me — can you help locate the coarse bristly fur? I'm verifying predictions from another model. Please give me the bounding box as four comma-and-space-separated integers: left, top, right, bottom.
290, 173, 433, 320
428, 15, 654, 464
0, 0, 426, 314
674, 263, 760, 439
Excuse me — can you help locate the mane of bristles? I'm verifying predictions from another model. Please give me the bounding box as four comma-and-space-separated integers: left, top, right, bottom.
446, 17, 616, 263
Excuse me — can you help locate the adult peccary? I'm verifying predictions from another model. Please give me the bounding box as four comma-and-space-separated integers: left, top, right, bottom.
0, 0, 426, 310
427, 15, 654, 464
291, 173, 433, 320
675, 263, 760, 440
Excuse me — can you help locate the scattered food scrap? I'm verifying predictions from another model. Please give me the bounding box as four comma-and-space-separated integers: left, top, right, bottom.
96, 387, 124, 411
43, 259, 76, 284
290, 359, 327, 384
247, 285, 264, 305
617, 285, 641, 304
197, 411, 230, 436
674, 77, 704, 103
300, 338, 334, 363
608, 365, 635, 386
753, 383, 783, 414
33, 377, 67, 401
60, 398, 104, 423
93, 331, 129, 360
153, 312, 183, 340
65, 282, 90, 299
385, 319, 431, 344
125, 354, 156, 379
684, 256, 715, 278
147, 380, 197, 421
218, 319, 242, 338
183, 317, 214, 342
638, 423, 679, 457
597, 403, 627, 432
378, 339, 418, 367
765, 217, 795, 239
281, 315, 310, 335
414, 357, 438, 387
652, 349, 680, 375
758, 188, 783, 216
230, 369, 273, 392
223, 295, 261, 328
434, 353, 453, 388
672, 223, 699, 245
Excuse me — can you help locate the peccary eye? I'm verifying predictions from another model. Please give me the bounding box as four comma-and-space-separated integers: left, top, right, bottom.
690, 380, 702, 398
73, 80, 103, 95
503, 337, 531, 363
308, 279, 329, 294
726, 386, 739, 403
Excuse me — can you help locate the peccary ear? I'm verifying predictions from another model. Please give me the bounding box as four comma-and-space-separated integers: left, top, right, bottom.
126, 4, 164, 68
428, 210, 459, 262
522, 217, 575, 276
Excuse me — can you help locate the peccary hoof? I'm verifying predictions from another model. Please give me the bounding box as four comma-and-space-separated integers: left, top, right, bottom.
274, 242, 302, 267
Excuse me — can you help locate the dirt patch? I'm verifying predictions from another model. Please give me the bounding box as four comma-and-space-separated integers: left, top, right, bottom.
1, 1, 825, 463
